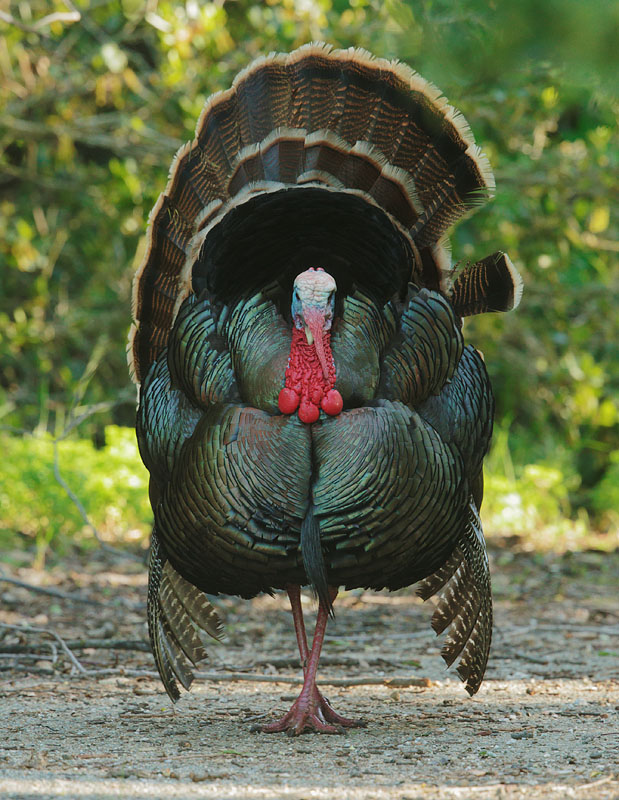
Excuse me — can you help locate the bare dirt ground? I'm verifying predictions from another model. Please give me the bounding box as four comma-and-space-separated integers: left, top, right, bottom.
0, 544, 617, 799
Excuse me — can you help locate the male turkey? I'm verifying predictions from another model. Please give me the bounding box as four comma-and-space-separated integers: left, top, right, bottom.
130, 43, 522, 735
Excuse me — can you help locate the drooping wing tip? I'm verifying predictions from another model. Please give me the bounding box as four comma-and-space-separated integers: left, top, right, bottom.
503, 252, 524, 310
417, 501, 493, 696
148, 535, 224, 702
451, 251, 524, 317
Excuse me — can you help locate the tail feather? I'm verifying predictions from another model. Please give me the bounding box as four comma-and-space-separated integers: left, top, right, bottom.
334, 80, 380, 146
186, 147, 225, 207
261, 131, 306, 183
289, 49, 340, 131
196, 91, 239, 172
235, 59, 292, 143
224, 129, 422, 231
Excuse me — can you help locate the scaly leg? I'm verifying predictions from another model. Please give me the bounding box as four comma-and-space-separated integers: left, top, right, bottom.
287, 584, 309, 668
260, 585, 366, 735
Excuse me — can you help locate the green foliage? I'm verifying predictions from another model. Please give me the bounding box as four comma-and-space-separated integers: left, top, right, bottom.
591, 450, 619, 529
460, 70, 618, 524
0, 0, 616, 551
483, 426, 616, 552
0, 426, 151, 562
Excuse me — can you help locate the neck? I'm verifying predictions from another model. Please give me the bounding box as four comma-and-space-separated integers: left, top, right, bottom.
278, 328, 343, 423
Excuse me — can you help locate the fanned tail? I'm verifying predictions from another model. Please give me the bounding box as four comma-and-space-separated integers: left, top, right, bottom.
129, 43, 501, 386
417, 499, 492, 695
147, 529, 224, 702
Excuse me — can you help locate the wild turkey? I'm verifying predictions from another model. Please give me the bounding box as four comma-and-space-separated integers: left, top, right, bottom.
130, 43, 522, 734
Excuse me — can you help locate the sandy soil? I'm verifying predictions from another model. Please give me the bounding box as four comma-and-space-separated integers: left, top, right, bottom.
0, 545, 617, 799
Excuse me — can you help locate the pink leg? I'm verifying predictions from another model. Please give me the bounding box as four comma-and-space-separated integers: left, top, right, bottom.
260, 585, 366, 735
287, 584, 309, 668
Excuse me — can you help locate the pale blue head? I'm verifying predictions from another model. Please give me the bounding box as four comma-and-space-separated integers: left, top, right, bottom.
291, 267, 336, 344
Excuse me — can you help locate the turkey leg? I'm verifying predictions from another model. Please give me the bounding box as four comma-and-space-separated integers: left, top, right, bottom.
287, 584, 310, 669
260, 584, 365, 735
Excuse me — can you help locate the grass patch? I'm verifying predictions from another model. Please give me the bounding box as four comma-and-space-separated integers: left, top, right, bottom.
0, 426, 151, 565
483, 427, 618, 552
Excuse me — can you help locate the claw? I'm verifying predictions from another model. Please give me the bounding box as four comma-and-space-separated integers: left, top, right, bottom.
259, 684, 365, 735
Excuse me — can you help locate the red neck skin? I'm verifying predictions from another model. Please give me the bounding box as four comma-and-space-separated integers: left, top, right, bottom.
278, 328, 343, 424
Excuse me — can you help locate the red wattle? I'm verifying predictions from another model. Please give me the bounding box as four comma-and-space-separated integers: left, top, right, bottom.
298, 399, 320, 424
278, 388, 300, 415
321, 389, 343, 416
280, 327, 342, 424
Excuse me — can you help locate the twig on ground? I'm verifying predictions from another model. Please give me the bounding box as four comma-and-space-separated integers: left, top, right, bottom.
0, 678, 54, 691
578, 775, 615, 791
0, 622, 86, 674
557, 710, 611, 717
502, 623, 619, 637
0, 639, 150, 655
69, 639, 150, 652
227, 654, 403, 670
325, 630, 431, 641
0, 653, 50, 661
90, 669, 430, 687
0, 572, 143, 611
493, 649, 548, 665
0, 662, 431, 687
0, 574, 107, 606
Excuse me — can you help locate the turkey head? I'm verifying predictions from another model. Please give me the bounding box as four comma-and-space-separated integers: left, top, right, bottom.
279, 268, 343, 424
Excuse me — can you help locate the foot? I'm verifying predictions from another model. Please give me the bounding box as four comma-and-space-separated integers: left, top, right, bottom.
258, 684, 365, 735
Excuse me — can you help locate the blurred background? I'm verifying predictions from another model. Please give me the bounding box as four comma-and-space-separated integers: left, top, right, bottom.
0, 0, 617, 566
